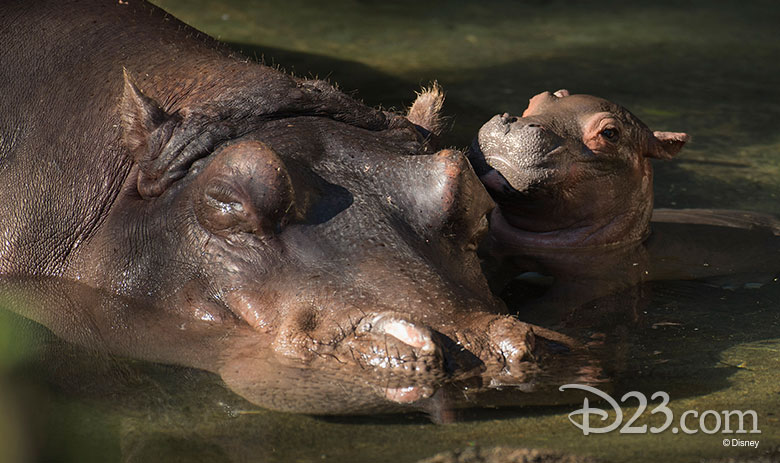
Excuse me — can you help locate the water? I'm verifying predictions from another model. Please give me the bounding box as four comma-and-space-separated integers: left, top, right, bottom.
2, 1, 779, 462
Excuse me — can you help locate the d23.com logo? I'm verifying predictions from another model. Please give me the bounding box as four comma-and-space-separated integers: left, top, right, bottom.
559, 384, 762, 436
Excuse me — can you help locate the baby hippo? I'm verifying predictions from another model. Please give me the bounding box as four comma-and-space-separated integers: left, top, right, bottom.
468, 90, 688, 249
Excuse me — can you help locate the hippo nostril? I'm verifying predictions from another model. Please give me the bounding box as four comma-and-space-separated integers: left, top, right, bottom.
383, 319, 435, 354
527, 123, 543, 129
368, 314, 437, 354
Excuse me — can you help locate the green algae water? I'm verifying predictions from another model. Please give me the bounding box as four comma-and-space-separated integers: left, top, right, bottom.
2, 1, 779, 462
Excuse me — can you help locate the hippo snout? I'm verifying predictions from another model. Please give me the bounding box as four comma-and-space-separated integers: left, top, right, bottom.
481, 114, 562, 160
471, 114, 563, 193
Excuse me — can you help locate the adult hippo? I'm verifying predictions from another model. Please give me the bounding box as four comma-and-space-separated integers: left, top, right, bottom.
467, 89, 779, 324
0, 1, 594, 415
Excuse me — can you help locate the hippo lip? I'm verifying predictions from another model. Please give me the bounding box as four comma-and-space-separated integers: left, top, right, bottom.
484, 144, 563, 175
480, 158, 555, 195
484, 156, 522, 180
542, 145, 564, 158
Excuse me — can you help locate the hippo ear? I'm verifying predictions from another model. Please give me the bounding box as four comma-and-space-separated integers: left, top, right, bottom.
647, 131, 689, 159
407, 82, 445, 136
120, 69, 172, 154
120, 69, 184, 198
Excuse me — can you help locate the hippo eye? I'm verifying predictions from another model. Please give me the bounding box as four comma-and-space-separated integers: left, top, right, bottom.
600, 127, 620, 142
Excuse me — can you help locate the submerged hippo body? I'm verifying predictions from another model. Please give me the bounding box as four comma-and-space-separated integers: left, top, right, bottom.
0, 1, 592, 414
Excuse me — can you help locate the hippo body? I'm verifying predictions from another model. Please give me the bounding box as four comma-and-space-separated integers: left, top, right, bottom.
0, 1, 594, 415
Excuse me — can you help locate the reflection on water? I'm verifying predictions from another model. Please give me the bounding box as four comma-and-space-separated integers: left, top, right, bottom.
2, 267, 778, 462
2, 0, 779, 462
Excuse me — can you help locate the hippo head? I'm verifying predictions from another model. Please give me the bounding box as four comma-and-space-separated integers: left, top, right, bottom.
65, 73, 591, 415
469, 90, 688, 249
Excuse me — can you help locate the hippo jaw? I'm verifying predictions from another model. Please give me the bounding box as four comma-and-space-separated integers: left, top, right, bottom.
470, 90, 689, 249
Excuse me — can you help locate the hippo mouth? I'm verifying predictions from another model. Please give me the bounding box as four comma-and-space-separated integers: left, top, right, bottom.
478, 145, 563, 197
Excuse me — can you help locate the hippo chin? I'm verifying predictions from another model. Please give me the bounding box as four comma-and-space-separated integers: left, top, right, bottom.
469, 89, 689, 249
0, 1, 595, 415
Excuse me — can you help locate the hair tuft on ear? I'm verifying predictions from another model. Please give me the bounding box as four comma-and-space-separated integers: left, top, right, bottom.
407, 82, 446, 136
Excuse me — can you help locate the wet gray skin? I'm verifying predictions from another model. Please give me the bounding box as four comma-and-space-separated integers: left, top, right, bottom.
0, 0, 597, 415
